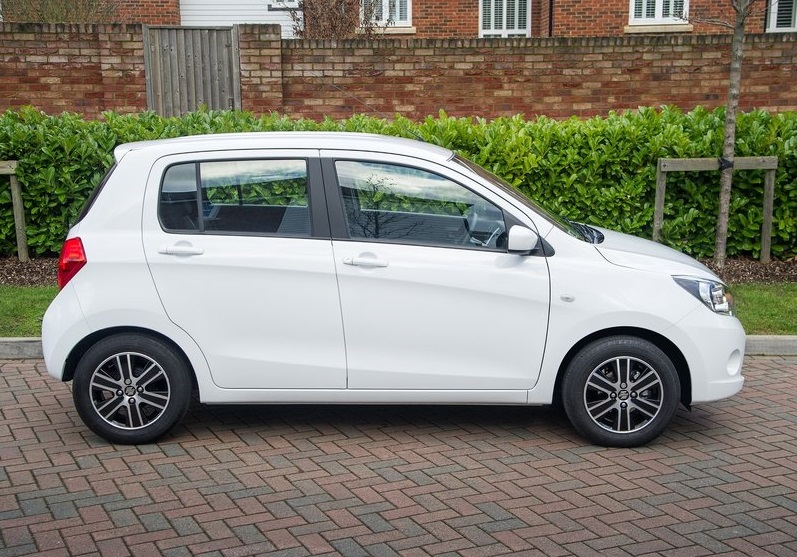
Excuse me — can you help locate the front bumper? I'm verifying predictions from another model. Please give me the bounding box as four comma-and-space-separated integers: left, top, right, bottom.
669, 306, 745, 404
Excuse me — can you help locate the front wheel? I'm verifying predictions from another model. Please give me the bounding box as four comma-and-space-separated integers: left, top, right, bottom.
72, 334, 192, 444
561, 336, 681, 447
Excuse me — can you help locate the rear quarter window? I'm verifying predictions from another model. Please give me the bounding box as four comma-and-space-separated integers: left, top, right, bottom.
73, 164, 117, 225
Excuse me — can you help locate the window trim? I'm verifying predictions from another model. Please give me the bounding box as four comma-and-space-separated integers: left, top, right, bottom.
479, 0, 532, 38
326, 158, 510, 252
628, 0, 689, 26
157, 157, 317, 238
366, 0, 412, 29
767, 0, 797, 32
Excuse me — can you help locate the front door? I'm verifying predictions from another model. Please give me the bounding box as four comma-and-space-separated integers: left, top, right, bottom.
326, 156, 550, 392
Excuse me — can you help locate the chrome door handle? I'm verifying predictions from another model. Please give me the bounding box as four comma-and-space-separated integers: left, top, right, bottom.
343, 256, 389, 268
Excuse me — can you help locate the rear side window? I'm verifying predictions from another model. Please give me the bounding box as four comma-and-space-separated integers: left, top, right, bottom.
74, 164, 117, 225
159, 159, 310, 235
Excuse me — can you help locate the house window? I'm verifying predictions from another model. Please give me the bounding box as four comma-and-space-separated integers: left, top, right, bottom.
366, 0, 411, 27
629, 0, 688, 25
480, 0, 530, 37
767, 0, 796, 32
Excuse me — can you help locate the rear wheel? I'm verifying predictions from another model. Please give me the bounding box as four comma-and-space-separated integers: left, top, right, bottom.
72, 334, 192, 444
562, 336, 680, 447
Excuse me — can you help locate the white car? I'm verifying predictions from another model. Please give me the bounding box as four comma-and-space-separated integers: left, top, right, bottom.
42, 132, 745, 447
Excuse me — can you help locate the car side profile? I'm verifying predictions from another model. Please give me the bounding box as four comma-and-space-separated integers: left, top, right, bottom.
42, 132, 745, 447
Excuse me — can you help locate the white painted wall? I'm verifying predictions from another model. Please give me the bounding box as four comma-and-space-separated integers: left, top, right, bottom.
180, 0, 297, 38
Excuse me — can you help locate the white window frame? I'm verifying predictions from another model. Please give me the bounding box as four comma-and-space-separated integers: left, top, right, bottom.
366, 0, 412, 28
628, 0, 689, 26
767, 0, 797, 32
479, 0, 531, 38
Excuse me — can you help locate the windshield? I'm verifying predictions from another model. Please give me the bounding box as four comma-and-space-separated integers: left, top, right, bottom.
451, 155, 589, 241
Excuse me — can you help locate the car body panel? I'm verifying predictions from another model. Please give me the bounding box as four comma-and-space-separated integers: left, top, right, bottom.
42, 132, 745, 423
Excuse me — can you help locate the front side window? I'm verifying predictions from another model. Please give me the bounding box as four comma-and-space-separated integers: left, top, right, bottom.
364, 0, 411, 27
480, 0, 530, 37
159, 159, 310, 235
336, 160, 507, 250
629, 0, 688, 25
768, 0, 796, 32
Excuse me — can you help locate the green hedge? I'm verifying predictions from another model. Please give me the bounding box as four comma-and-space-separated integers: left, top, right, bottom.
0, 106, 795, 258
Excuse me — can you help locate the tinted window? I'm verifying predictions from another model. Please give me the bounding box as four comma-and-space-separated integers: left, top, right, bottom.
74, 164, 117, 225
159, 159, 310, 235
336, 160, 507, 250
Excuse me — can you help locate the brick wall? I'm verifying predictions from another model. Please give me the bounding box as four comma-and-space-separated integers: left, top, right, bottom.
1, 23, 795, 121
274, 33, 797, 120
552, 0, 767, 37
238, 25, 284, 114
0, 23, 146, 118
412, 0, 479, 38
117, 0, 180, 25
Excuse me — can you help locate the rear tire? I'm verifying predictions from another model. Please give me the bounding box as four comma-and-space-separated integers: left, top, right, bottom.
72, 333, 192, 444
561, 336, 680, 447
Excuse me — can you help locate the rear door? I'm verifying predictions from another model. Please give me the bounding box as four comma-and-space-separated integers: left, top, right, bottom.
142, 151, 347, 389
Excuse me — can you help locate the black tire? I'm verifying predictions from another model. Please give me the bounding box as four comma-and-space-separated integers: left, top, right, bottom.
561, 336, 680, 447
72, 333, 192, 444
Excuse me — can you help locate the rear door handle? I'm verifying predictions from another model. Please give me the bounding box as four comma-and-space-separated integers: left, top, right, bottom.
159, 244, 204, 256
343, 256, 389, 268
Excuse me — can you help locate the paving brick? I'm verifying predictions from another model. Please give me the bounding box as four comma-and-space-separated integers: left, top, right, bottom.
1, 357, 797, 556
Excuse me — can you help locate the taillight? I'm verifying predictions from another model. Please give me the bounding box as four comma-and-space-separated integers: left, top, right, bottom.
58, 237, 87, 289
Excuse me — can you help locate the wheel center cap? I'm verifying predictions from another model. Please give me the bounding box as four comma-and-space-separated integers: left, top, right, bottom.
124, 385, 137, 397
617, 390, 630, 401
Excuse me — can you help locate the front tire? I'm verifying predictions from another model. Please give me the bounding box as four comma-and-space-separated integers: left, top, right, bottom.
72, 333, 192, 444
562, 336, 680, 447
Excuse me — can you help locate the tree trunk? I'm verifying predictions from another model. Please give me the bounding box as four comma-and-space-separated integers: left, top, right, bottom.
713, 3, 749, 269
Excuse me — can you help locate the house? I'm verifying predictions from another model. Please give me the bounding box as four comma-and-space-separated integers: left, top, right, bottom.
2, 0, 794, 37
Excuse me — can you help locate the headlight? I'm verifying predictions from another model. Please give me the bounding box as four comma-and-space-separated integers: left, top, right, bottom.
673, 276, 735, 316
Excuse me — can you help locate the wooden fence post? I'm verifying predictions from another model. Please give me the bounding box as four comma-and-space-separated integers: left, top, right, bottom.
652, 157, 778, 263
1, 161, 29, 263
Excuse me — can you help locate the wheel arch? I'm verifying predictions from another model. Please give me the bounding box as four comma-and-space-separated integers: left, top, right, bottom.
552, 327, 691, 409
62, 326, 198, 391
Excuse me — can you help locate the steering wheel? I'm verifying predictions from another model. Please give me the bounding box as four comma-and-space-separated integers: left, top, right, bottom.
464, 206, 506, 248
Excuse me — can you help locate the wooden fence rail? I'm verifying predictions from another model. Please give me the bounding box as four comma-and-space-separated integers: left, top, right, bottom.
0, 161, 28, 263
653, 157, 778, 263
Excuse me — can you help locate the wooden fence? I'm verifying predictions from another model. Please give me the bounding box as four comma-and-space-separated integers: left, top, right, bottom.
653, 157, 778, 262
1, 161, 28, 263
143, 26, 242, 117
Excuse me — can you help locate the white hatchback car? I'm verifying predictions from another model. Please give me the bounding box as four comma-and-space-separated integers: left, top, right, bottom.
42, 132, 745, 447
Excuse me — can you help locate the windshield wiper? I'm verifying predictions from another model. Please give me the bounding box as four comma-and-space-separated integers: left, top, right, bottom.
563, 219, 603, 244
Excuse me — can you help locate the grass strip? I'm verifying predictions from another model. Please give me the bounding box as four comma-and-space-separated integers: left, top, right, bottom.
0, 283, 794, 338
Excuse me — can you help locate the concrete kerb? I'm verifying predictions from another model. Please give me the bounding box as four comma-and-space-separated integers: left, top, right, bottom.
2, 336, 796, 361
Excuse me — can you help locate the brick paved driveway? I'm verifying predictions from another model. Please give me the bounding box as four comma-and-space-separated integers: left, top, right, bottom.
1, 356, 795, 557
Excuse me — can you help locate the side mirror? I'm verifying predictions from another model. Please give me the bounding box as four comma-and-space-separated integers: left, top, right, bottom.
507, 225, 539, 254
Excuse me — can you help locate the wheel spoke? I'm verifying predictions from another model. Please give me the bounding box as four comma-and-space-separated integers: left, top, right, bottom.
631, 398, 660, 418
96, 395, 125, 419
128, 402, 146, 428
617, 358, 630, 386
139, 391, 169, 409
633, 370, 661, 392
138, 363, 166, 389
586, 398, 616, 421
586, 375, 616, 396
117, 354, 134, 384
91, 373, 121, 392
617, 404, 632, 432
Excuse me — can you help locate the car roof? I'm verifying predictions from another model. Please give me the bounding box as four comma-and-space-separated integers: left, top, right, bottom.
114, 132, 456, 163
